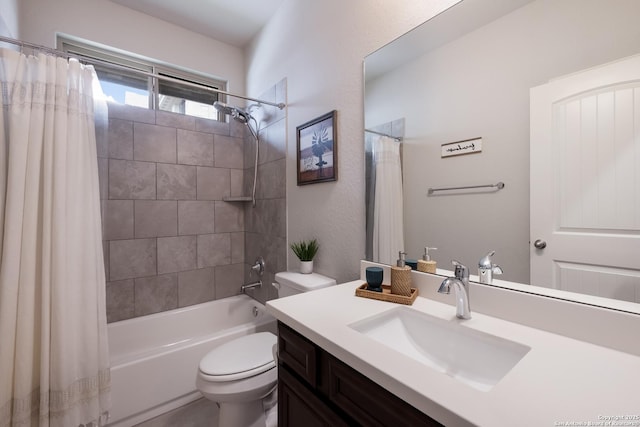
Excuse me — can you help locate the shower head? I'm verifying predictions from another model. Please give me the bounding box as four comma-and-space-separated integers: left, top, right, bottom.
214, 101, 258, 140
213, 101, 251, 124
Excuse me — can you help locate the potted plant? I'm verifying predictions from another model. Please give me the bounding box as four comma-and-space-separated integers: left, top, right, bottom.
290, 238, 319, 274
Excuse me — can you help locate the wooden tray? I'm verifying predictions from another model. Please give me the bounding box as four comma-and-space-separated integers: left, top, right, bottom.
355, 283, 418, 305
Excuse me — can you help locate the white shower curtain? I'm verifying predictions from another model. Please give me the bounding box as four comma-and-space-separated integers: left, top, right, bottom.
372, 135, 404, 265
0, 48, 110, 426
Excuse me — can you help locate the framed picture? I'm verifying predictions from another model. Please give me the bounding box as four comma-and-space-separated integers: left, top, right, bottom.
297, 110, 337, 185
441, 137, 483, 158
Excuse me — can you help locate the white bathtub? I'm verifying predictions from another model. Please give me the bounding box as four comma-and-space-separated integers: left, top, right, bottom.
106, 295, 277, 427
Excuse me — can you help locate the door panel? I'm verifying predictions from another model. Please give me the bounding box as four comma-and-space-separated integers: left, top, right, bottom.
531, 54, 640, 300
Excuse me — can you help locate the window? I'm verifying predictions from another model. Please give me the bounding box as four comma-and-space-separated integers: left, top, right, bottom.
58, 37, 226, 120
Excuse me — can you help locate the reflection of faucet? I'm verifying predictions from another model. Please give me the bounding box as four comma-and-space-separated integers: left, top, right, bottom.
437, 260, 471, 319
478, 251, 503, 285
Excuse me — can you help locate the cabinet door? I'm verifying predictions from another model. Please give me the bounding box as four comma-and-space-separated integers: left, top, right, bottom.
279, 366, 349, 427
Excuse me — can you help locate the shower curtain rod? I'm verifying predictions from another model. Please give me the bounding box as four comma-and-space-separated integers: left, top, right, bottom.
0, 35, 286, 110
365, 129, 402, 141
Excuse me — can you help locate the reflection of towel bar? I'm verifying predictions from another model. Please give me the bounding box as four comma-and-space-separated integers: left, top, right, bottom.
427, 182, 504, 195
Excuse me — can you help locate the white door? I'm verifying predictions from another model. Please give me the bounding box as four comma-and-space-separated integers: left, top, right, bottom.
530, 54, 640, 302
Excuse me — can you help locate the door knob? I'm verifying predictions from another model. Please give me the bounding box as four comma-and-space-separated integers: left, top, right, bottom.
533, 239, 547, 249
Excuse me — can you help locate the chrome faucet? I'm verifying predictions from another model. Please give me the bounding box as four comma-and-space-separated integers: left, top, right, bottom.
478, 250, 503, 285
437, 260, 471, 319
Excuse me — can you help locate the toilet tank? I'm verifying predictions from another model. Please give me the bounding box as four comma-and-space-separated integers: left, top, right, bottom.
273, 272, 336, 298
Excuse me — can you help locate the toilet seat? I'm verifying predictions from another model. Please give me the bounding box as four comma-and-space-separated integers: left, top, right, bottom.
199, 332, 277, 382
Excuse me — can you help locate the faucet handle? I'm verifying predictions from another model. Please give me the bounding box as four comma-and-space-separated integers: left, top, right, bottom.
478, 250, 496, 268
451, 259, 469, 280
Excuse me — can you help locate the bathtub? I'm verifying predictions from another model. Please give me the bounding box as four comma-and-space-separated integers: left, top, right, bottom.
106, 295, 277, 427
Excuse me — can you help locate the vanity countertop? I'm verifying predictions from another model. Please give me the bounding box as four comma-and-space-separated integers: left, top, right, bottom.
266, 279, 640, 427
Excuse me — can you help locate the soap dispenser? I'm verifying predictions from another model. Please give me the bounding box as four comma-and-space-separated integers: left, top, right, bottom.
417, 247, 438, 274
391, 251, 412, 296
478, 250, 503, 284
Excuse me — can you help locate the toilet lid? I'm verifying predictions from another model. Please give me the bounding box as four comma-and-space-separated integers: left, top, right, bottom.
199, 332, 277, 382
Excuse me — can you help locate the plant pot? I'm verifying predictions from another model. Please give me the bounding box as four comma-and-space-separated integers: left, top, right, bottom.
300, 260, 313, 274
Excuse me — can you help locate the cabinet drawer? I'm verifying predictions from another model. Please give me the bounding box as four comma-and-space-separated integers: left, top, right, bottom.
278, 322, 318, 387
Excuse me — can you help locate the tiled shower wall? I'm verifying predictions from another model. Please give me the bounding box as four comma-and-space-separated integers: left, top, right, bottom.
98, 79, 287, 322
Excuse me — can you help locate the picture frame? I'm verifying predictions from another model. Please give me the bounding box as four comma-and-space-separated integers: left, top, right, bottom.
441, 137, 483, 158
297, 110, 338, 185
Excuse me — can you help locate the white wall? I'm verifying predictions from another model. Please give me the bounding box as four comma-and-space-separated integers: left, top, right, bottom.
0, 0, 19, 38
365, 0, 640, 283
19, 0, 245, 94
245, 0, 460, 283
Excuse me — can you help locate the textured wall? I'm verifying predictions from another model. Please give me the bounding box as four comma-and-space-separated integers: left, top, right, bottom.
245, 0, 461, 283
19, 0, 244, 96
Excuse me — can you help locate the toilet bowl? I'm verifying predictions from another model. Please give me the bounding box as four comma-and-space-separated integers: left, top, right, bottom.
196, 332, 278, 427
196, 272, 336, 427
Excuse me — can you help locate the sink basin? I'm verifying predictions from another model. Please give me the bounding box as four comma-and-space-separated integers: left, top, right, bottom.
349, 307, 530, 391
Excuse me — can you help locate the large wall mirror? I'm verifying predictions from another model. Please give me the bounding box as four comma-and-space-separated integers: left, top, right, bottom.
364, 0, 640, 312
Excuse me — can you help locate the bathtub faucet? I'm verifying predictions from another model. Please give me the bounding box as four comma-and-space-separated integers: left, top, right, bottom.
241, 280, 262, 293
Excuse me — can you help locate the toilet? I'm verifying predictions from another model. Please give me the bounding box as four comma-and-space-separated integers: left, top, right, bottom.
196, 271, 336, 427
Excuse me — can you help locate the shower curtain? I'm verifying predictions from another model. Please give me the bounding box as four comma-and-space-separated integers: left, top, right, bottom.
372, 134, 404, 265
0, 48, 110, 426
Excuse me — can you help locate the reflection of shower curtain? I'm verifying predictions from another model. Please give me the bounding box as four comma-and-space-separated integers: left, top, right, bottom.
0, 48, 110, 426
372, 135, 404, 265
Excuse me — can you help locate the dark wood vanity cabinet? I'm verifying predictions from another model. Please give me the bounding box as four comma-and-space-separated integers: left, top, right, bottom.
277, 322, 442, 427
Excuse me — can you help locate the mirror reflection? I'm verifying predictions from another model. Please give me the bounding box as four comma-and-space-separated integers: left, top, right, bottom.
364, 0, 640, 307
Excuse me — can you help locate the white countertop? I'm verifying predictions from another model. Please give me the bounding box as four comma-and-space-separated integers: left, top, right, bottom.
266, 280, 640, 427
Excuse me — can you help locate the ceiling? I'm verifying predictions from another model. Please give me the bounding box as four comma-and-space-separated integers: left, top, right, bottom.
109, 0, 286, 47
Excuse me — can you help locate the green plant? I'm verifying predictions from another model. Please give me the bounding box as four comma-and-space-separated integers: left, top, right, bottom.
290, 238, 319, 261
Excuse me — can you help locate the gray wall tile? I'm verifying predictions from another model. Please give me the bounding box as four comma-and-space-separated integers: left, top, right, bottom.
156, 110, 195, 130
106, 279, 134, 323
110, 238, 156, 281
98, 158, 108, 200
178, 201, 215, 235
229, 119, 246, 139
215, 201, 244, 233
108, 102, 155, 124
95, 117, 108, 158
135, 200, 178, 238
231, 232, 244, 264
109, 159, 156, 200
108, 119, 134, 160
178, 268, 215, 307
214, 135, 244, 169
230, 169, 244, 197
134, 123, 177, 163
214, 263, 243, 299
177, 129, 214, 166
196, 167, 230, 200
157, 235, 197, 274
257, 159, 286, 200
103, 241, 109, 282
103, 200, 134, 240
157, 164, 197, 200
259, 118, 286, 164
195, 117, 229, 135
197, 233, 231, 268
245, 198, 285, 238
134, 273, 178, 316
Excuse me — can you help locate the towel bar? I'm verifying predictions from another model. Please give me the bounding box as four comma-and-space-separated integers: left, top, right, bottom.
427, 182, 504, 195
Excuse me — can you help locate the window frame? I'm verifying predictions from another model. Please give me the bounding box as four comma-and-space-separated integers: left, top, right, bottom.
57, 36, 227, 120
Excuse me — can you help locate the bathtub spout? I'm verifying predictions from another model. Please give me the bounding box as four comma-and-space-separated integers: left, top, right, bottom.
241, 280, 262, 293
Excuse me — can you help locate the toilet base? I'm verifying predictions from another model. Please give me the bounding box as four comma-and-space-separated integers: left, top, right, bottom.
219, 400, 265, 427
